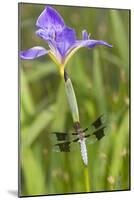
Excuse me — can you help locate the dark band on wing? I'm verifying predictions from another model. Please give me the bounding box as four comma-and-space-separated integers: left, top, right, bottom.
93, 126, 106, 140
83, 127, 88, 132
92, 114, 103, 129
54, 142, 71, 152
52, 132, 68, 141
72, 138, 79, 143
84, 126, 106, 140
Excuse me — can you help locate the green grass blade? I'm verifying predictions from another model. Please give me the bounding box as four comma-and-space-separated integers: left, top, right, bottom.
93, 49, 107, 113
21, 148, 45, 196
108, 110, 129, 190
22, 105, 55, 146
110, 10, 129, 71
26, 61, 57, 82
21, 68, 35, 116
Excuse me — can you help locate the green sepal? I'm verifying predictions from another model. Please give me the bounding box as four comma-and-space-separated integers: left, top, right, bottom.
64, 76, 80, 122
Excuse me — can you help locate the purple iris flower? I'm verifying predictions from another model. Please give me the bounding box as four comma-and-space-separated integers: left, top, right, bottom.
20, 6, 112, 66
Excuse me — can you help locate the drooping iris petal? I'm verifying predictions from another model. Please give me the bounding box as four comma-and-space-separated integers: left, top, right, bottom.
55, 26, 76, 57
36, 6, 64, 32
81, 39, 113, 48
67, 39, 112, 55
20, 46, 49, 60
64, 39, 112, 66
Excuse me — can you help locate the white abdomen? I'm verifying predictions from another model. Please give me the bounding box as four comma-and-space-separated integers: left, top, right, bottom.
79, 139, 88, 166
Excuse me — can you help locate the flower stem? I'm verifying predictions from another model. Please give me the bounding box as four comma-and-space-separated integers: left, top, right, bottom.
84, 165, 90, 192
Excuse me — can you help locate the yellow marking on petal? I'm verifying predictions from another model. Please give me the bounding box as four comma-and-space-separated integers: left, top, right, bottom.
64, 46, 82, 67
59, 65, 64, 78
48, 52, 60, 67
48, 51, 65, 78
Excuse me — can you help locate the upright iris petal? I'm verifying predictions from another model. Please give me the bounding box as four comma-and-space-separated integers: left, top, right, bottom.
36, 6, 64, 32
55, 26, 76, 57
82, 30, 89, 40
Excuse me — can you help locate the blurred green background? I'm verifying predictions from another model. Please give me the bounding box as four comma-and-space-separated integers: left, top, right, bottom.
19, 3, 130, 196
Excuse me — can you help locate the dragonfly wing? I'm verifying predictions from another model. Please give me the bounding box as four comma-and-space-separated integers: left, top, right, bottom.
72, 138, 79, 142
54, 141, 71, 152
84, 126, 106, 144
93, 126, 106, 140
51, 129, 89, 152
52, 139, 80, 152
50, 132, 69, 152
85, 134, 97, 144
91, 114, 104, 129
83, 127, 88, 132
52, 132, 69, 141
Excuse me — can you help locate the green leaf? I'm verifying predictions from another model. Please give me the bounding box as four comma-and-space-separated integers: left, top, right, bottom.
110, 10, 129, 71
21, 68, 35, 116
52, 81, 68, 130
22, 105, 55, 146
26, 61, 57, 82
21, 147, 45, 196
101, 50, 124, 69
108, 110, 129, 189
93, 49, 107, 113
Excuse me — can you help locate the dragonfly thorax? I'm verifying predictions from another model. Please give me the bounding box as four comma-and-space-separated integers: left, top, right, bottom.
74, 122, 86, 140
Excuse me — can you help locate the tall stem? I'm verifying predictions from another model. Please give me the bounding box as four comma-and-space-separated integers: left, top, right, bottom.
84, 163, 91, 192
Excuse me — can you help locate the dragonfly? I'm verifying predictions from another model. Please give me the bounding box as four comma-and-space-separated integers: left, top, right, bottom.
52, 115, 106, 166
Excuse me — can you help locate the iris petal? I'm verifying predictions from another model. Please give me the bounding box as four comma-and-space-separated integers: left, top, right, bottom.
36, 29, 51, 40
67, 39, 112, 55
82, 30, 91, 40
82, 39, 113, 48
36, 29, 57, 49
56, 26, 76, 57
36, 29, 61, 61
64, 39, 112, 66
20, 46, 48, 60
82, 30, 88, 40
36, 6, 64, 31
